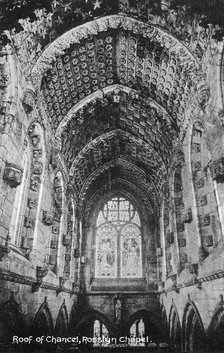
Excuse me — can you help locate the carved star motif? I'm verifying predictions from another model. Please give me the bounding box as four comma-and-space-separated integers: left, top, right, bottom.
63, 2, 72, 12
93, 0, 102, 10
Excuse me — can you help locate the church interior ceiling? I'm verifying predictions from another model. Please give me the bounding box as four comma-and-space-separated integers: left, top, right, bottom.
29, 13, 208, 216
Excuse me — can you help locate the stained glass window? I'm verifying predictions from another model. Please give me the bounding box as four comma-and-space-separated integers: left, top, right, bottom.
95, 197, 142, 278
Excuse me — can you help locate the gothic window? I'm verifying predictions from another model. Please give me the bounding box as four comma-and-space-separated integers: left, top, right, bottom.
130, 318, 145, 346
93, 320, 109, 346
95, 196, 142, 278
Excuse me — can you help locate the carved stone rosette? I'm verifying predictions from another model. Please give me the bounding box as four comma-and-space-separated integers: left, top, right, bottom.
3, 163, 23, 188
209, 157, 224, 183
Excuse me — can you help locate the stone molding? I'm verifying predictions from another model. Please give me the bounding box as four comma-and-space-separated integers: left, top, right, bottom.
31, 15, 199, 89
0, 268, 75, 295
159, 270, 224, 294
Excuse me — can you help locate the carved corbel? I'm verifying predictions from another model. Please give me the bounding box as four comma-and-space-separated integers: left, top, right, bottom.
181, 207, 192, 224
157, 280, 165, 292
204, 235, 214, 247
23, 83, 36, 113
169, 274, 179, 293
56, 276, 67, 296
74, 248, 80, 258
62, 234, 71, 247
166, 232, 174, 245
185, 263, 198, 275
197, 84, 210, 109
198, 246, 208, 263
0, 233, 10, 261
209, 157, 224, 183
42, 211, 54, 226
32, 266, 48, 292
3, 163, 23, 188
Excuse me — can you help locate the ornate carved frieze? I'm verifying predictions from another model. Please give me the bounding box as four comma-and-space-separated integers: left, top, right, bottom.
3, 163, 23, 188
31, 15, 198, 89
209, 157, 224, 183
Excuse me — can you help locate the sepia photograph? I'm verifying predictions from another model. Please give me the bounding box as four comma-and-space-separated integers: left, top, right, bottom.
0, 0, 224, 352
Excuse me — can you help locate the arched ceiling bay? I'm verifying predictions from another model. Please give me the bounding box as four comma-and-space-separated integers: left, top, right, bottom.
31, 15, 203, 214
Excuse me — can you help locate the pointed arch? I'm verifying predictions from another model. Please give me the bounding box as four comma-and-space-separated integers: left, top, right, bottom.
124, 309, 161, 342
168, 304, 181, 351
55, 302, 69, 337
72, 309, 114, 338
207, 300, 224, 351
0, 294, 26, 348
182, 300, 206, 353
32, 300, 53, 337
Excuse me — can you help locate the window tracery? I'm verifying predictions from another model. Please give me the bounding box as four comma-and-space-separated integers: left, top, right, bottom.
130, 318, 145, 346
93, 320, 109, 346
95, 196, 142, 279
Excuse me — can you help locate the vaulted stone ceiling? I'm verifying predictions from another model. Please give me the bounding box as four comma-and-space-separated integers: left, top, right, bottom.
31, 15, 205, 215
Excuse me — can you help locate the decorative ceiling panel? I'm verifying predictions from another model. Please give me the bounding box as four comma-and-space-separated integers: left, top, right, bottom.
61, 90, 178, 170
41, 30, 117, 129
69, 130, 166, 196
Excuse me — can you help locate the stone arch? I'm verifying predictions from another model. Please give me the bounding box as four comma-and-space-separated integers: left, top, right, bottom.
55, 302, 69, 337
168, 304, 181, 352
161, 304, 168, 337
0, 294, 26, 348
72, 309, 114, 338
182, 300, 206, 353
207, 299, 224, 352
124, 309, 161, 343
32, 300, 53, 337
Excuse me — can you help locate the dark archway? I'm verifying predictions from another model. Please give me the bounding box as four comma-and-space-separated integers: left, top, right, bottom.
169, 304, 181, 353
208, 301, 224, 352
182, 301, 206, 353
0, 294, 26, 352
55, 302, 69, 337
72, 309, 114, 339
124, 309, 162, 344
